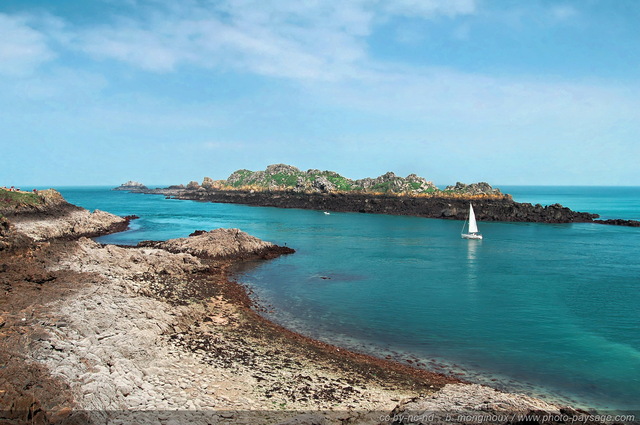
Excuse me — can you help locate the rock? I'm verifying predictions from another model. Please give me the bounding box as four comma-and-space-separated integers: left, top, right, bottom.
220, 164, 439, 194
406, 173, 438, 192
311, 176, 336, 193
51, 406, 73, 421
594, 218, 640, 227
11, 208, 129, 241
137, 228, 294, 260
444, 182, 504, 197
186, 181, 200, 190
353, 171, 437, 194
201, 176, 224, 189
386, 383, 562, 424
114, 181, 148, 191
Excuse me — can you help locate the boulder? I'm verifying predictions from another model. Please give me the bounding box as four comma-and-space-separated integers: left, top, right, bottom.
137, 228, 294, 260
311, 176, 336, 193
201, 177, 215, 189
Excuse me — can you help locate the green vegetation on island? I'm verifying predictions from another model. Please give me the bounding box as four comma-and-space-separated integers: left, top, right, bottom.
0, 188, 43, 215
0, 188, 69, 219
195, 164, 507, 199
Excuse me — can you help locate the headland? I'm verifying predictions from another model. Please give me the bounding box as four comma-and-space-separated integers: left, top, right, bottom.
0, 188, 612, 424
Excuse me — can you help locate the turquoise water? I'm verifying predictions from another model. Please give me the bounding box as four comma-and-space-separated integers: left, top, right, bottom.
46, 186, 640, 413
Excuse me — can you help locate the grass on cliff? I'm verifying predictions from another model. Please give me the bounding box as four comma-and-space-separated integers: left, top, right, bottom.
324, 175, 354, 191
270, 173, 299, 187
0, 189, 42, 209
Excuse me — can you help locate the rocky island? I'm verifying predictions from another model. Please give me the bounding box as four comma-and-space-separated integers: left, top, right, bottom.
0, 188, 608, 424
113, 181, 148, 192
125, 164, 603, 224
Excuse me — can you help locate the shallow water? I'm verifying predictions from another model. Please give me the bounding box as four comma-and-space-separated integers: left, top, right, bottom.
49, 186, 640, 414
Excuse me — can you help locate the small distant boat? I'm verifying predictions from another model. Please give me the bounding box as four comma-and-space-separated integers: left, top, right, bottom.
461, 204, 483, 240
324, 211, 331, 215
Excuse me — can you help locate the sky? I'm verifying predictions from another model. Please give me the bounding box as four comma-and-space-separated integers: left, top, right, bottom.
1, 0, 639, 186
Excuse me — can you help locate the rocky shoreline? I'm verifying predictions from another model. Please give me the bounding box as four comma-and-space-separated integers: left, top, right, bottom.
0, 191, 616, 424
141, 187, 601, 224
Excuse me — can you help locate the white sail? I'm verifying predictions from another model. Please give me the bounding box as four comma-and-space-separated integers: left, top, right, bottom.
468, 204, 479, 234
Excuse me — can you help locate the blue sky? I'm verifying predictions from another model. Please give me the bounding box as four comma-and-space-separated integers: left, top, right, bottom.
1, 0, 639, 186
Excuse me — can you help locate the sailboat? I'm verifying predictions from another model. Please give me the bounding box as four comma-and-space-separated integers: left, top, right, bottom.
461, 204, 483, 240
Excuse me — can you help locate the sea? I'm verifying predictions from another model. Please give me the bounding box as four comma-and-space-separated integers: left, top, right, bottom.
33, 185, 640, 414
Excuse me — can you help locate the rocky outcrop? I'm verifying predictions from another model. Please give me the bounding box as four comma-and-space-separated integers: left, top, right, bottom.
0, 189, 70, 217
62, 237, 207, 279
2, 189, 133, 241
201, 176, 225, 189
137, 228, 294, 260
0, 216, 34, 252
354, 172, 438, 194
158, 189, 598, 224
594, 218, 640, 227
444, 182, 504, 197
310, 176, 336, 193
223, 164, 442, 195
11, 209, 131, 241
114, 181, 148, 191
0, 216, 14, 251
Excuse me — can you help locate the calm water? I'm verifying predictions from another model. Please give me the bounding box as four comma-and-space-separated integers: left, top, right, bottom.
46, 186, 640, 413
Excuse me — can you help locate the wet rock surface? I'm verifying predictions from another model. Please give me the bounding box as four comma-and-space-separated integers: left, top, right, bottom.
594, 219, 640, 227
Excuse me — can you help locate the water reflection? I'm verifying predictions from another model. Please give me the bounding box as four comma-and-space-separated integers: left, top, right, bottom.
465, 239, 481, 283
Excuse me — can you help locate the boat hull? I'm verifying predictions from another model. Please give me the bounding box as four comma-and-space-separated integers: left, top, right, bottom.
461, 233, 483, 240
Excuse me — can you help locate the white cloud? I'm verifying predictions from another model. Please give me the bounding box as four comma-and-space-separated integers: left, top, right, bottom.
383, 0, 476, 18
63, 1, 374, 78
0, 13, 56, 75
550, 5, 578, 21
75, 23, 182, 72
65, 0, 478, 79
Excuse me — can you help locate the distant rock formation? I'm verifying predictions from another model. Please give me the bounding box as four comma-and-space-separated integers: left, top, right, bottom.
114, 181, 148, 191
132, 164, 640, 225
444, 182, 504, 197
224, 164, 443, 195
594, 218, 640, 227
353, 172, 438, 194
159, 189, 597, 224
